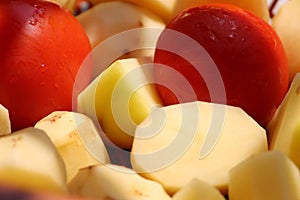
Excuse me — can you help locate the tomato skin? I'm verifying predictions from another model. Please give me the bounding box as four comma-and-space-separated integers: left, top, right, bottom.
154, 4, 289, 127
0, 0, 92, 131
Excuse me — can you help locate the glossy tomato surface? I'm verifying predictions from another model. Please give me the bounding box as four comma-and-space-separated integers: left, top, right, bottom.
154, 3, 289, 127
0, 0, 92, 131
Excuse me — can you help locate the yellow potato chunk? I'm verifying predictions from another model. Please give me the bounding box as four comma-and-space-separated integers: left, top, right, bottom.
229, 150, 300, 200
86, 0, 176, 23
172, 0, 270, 22
272, 0, 300, 82
77, 58, 162, 149
69, 164, 171, 200
0, 128, 67, 193
35, 111, 110, 183
172, 178, 225, 200
131, 101, 268, 195
269, 73, 300, 169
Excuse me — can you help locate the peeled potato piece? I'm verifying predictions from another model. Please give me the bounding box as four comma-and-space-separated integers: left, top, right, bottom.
46, 0, 77, 11
76, 1, 165, 48
172, 178, 225, 200
68, 164, 171, 200
172, 0, 270, 22
272, 0, 300, 82
0, 104, 11, 136
229, 150, 300, 200
86, 0, 176, 23
131, 101, 268, 195
77, 58, 162, 149
269, 73, 300, 168
35, 111, 110, 183
0, 128, 67, 193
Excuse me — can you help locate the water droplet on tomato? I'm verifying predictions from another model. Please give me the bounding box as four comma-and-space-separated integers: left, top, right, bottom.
211, 14, 223, 25
227, 32, 237, 40
28, 4, 45, 27
28, 18, 37, 26
229, 19, 238, 30
36, 7, 45, 18
40, 64, 47, 72
208, 31, 216, 41
221, 11, 230, 19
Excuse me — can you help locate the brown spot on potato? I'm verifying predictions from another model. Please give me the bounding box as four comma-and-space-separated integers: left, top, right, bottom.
47, 112, 64, 123
11, 135, 23, 148
138, 20, 143, 27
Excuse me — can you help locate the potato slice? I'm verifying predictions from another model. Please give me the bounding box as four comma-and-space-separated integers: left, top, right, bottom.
0, 104, 11, 136
77, 58, 162, 149
46, 0, 77, 11
269, 73, 300, 168
131, 101, 268, 195
76, 1, 165, 48
172, 0, 270, 22
86, 0, 176, 23
35, 111, 110, 183
172, 178, 225, 200
0, 128, 67, 193
68, 164, 171, 200
229, 150, 300, 200
272, 0, 300, 82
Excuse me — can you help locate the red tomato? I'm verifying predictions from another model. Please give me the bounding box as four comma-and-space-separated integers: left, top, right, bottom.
153, 3, 289, 127
0, 0, 92, 131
